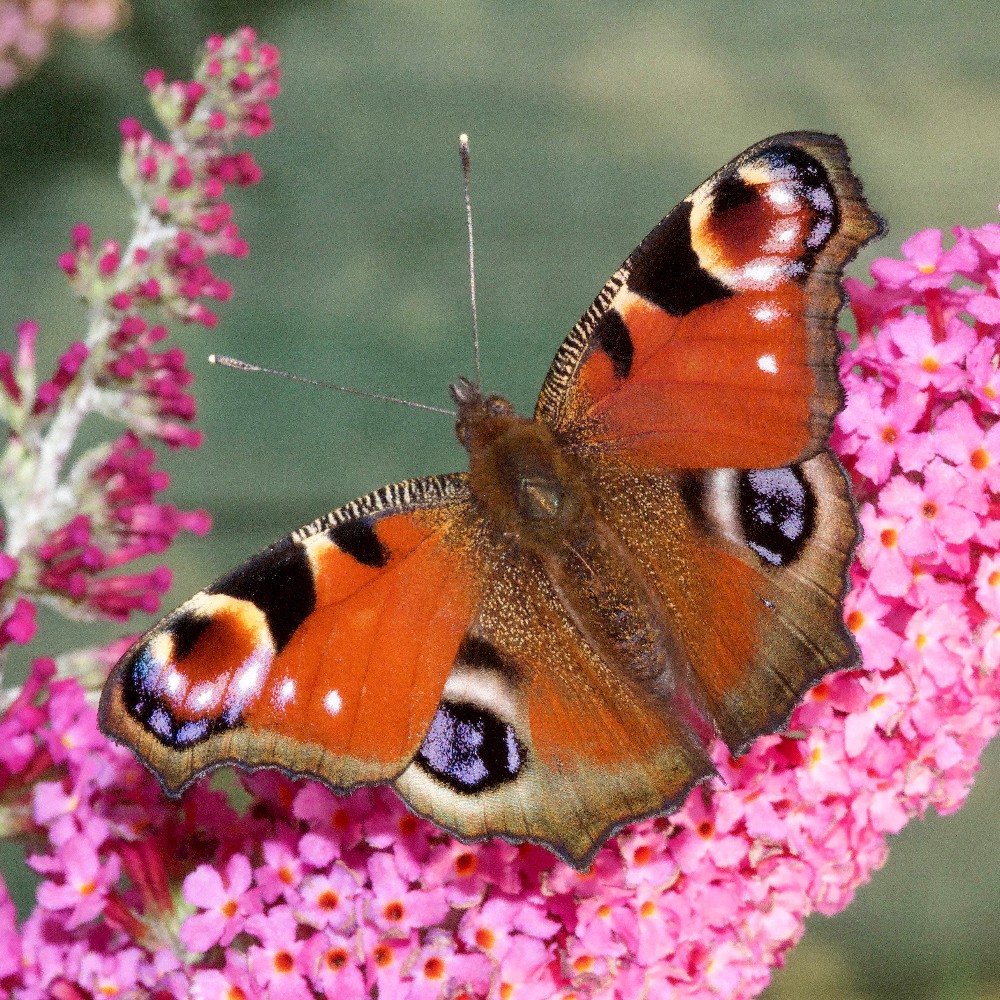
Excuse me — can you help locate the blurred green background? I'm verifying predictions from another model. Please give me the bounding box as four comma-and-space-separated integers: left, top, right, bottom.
1, 1, 998, 996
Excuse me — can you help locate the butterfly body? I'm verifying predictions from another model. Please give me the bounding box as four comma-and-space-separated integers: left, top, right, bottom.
454, 377, 679, 692
100, 132, 883, 868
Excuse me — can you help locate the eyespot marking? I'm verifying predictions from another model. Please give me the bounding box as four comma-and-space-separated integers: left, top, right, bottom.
738, 467, 815, 566
416, 701, 526, 793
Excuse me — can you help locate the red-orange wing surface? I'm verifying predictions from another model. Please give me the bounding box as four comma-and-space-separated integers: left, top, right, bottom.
536, 132, 883, 470
100, 475, 480, 795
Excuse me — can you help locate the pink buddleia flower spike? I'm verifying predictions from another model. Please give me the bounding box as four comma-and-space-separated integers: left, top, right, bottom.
0, 25, 279, 697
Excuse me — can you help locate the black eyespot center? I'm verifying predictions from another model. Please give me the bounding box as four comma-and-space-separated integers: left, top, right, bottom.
416, 701, 525, 793
738, 466, 815, 566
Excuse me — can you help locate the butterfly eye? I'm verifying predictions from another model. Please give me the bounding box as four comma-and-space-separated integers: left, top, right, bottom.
485, 396, 514, 418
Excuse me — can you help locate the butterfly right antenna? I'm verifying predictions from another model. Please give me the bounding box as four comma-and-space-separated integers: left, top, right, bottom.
459, 133, 482, 390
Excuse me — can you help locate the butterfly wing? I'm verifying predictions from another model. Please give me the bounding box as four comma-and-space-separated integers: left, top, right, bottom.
536, 132, 883, 469
394, 530, 715, 869
581, 456, 857, 756
534, 133, 879, 754
100, 475, 481, 795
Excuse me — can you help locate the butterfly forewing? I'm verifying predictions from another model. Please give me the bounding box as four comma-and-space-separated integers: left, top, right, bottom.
99, 475, 480, 795
536, 132, 883, 469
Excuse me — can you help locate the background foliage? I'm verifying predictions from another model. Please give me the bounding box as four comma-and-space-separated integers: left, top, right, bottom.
1, 2, 997, 997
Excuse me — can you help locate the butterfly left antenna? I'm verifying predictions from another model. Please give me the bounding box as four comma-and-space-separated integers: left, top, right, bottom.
459, 133, 482, 389
208, 355, 456, 416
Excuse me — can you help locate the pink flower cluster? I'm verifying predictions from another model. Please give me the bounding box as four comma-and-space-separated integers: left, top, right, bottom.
0, 27, 277, 646
0, 189, 998, 996
0, 0, 124, 90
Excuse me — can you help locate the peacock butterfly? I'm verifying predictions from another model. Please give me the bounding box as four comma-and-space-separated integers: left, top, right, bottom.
99, 132, 883, 870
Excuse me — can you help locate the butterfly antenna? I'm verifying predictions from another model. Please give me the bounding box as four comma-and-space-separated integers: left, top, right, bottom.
208, 355, 456, 416
459, 133, 482, 389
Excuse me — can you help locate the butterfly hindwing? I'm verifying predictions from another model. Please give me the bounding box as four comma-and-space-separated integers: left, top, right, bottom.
99, 475, 480, 795
394, 531, 715, 869
536, 132, 883, 470
580, 455, 858, 756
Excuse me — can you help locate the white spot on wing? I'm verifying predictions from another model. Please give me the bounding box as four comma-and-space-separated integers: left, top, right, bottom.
189, 679, 226, 712
741, 259, 782, 286
274, 677, 296, 709
768, 184, 796, 208
164, 667, 185, 698
752, 303, 783, 324
758, 354, 779, 374
324, 689, 343, 716
223, 644, 274, 722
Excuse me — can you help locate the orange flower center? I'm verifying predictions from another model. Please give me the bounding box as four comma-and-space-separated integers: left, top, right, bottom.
326, 948, 348, 971
454, 852, 477, 876
880, 528, 898, 547
221, 899, 238, 919
971, 447, 990, 470
846, 609, 865, 631
317, 890, 340, 910
476, 928, 496, 950
632, 845, 653, 865
424, 957, 446, 980
921, 356, 940, 373
384, 901, 404, 923
881, 425, 898, 444
273, 951, 294, 974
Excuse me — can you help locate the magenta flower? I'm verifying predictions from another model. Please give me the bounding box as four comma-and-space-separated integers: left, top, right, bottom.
181, 853, 260, 951
299, 930, 366, 995
246, 904, 311, 1000
297, 865, 360, 930
0, 25, 287, 674
870, 226, 980, 291
34, 834, 119, 928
